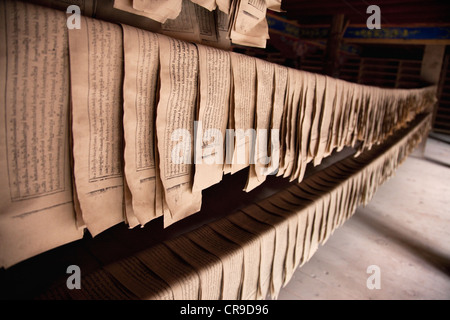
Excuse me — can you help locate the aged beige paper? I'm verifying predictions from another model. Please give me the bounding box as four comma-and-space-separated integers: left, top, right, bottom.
229, 52, 257, 175
227, 211, 275, 300
69, 16, 125, 236
265, 64, 287, 176
263, 197, 301, 284
113, 0, 178, 22
156, 34, 202, 227
105, 255, 174, 299
210, 219, 260, 300
257, 198, 297, 286
193, 44, 231, 192
378, 88, 390, 144
216, 0, 231, 13
214, 9, 232, 50
321, 177, 345, 233
122, 24, 159, 226
230, 0, 269, 48
343, 174, 360, 222
314, 76, 336, 166
191, 0, 217, 11
160, 0, 220, 46
363, 87, 376, 151
350, 84, 363, 148
229, 20, 268, 48
241, 204, 287, 299
137, 243, 200, 299
154, 130, 169, 218
275, 190, 311, 267
195, 4, 219, 44
291, 70, 307, 181
0, 0, 83, 268
309, 172, 339, 243
298, 71, 315, 177
132, 0, 182, 23
337, 80, 351, 151
355, 86, 369, 155
309, 74, 325, 162
282, 68, 301, 179
333, 166, 350, 227
186, 225, 244, 299
91, 1, 162, 33
165, 236, 223, 300
303, 177, 331, 243
276, 68, 292, 177
161, 0, 199, 43
67, 268, 138, 299
289, 184, 322, 261
244, 58, 274, 192
277, 67, 293, 177
124, 178, 140, 228
326, 78, 343, 155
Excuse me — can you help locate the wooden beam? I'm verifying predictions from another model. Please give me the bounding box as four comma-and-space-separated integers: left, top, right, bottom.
415, 45, 446, 157
343, 38, 450, 45
324, 14, 345, 77
433, 50, 449, 130
421, 45, 446, 84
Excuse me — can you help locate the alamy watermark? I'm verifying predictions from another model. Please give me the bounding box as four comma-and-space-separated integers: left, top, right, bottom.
366, 5, 381, 30
366, 265, 381, 290
171, 121, 280, 175
66, 265, 81, 290
66, 5, 81, 30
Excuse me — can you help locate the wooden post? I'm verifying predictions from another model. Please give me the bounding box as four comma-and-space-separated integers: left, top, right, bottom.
421, 45, 446, 84
324, 14, 345, 77
412, 45, 446, 158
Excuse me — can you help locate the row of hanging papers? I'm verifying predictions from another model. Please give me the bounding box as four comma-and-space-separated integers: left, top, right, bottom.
38, 114, 432, 299
0, 0, 436, 268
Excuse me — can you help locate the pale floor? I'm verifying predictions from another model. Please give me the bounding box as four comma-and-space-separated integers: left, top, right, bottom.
277, 137, 450, 300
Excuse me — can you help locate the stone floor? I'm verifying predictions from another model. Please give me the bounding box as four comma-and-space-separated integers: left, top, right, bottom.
277, 136, 450, 300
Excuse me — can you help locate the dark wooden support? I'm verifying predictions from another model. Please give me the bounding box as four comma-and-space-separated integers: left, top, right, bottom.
324, 14, 345, 77
411, 45, 446, 158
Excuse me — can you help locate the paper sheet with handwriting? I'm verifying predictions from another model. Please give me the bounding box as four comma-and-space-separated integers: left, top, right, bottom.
0, 0, 83, 268
156, 34, 202, 227
105, 255, 174, 299
165, 236, 223, 300
227, 211, 275, 300
137, 243, 200, 299
291, 70, 306, 182
241, 204, 287, 298
113, 0, 182, 23
161, 0, 200, 43
69, 16, 125, 236
309, 74, 325, 162
122, 24, 160, 226
297, 71, 315, 179
245, 58, 274, 192
186, 225, 244, 299
210, 219, 260, 300
230, 0, 269, 48
229, 52, 257, 175
260, 197, 298, 285
193, 44, 231, 192
315, 76, 336, 166
266, 64, 288, 176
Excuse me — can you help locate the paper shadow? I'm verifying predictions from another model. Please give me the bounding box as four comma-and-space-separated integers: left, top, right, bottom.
354, 210, 450, 277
